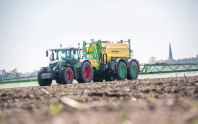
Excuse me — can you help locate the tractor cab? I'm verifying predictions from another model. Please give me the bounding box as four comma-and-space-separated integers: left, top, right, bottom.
46, 48, 81, 65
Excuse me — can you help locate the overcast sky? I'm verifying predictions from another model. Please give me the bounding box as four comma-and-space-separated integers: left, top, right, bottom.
0, 0, 198, 73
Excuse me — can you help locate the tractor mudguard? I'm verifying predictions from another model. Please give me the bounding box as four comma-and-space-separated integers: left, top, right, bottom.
79, 59, 92, 67
115, 58, 127, 69
110, 61, 116, 70
126, 58, 140, 72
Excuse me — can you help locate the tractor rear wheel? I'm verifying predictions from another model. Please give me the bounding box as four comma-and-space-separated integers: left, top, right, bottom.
93, 73, 103, 82
116, 61, 127, 80
127, 61, 138, 80
37, 68, 52, 86
78, 62, 93, 83
58, 67, 74, 84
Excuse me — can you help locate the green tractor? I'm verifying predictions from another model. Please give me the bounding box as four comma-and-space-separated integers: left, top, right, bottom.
37, 46, 93, 86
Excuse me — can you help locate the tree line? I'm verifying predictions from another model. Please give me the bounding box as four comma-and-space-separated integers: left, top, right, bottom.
0, 69, 38, 80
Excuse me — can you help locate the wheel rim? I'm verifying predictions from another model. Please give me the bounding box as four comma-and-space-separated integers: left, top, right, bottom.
84, 66, 91, 79
120, 66, 125, 77
66, 70, 72, 82
131, 66, 137, 77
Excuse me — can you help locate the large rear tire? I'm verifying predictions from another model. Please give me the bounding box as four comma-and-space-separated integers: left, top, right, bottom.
58, 67, 74, 84
93, 73, 103, 82
127, 61, 139, 80
78, 62, 93, 83
116, 61, 127, 80
37, 68, 52, 86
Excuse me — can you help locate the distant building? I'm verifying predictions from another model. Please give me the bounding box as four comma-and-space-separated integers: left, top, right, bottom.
169, 42, 173, 60
166, 43, 198, 63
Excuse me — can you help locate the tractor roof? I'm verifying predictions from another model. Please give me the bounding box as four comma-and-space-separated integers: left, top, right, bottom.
48, 47, 79, 51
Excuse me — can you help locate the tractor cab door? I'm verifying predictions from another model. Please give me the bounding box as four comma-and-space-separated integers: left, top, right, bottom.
70, 49, 80, 65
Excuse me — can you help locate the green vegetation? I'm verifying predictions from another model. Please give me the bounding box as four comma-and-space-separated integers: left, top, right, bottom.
146, 93, 151, 101
85, 94, 88, 99
171, 89, 174, 93
119, 108, 128, 122
32, 105, 36, 111
184, 79, 187, 84
49, 103, 63, 116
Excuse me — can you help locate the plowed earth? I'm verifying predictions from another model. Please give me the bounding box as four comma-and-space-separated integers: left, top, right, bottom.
0, 76, 198, 124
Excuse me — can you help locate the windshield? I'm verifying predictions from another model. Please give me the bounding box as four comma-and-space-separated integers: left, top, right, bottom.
57, 49, 71, 60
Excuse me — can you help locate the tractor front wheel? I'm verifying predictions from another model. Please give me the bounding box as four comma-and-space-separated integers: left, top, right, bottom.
37, 68, 52, 86
58, 67, 74, 84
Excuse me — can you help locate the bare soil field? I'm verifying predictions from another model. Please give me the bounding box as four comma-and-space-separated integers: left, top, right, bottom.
0, 75, 198, 124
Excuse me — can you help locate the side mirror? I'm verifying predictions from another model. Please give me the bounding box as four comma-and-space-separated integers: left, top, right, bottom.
46, 51, 48, 57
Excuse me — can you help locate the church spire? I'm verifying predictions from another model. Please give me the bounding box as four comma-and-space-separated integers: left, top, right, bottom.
169, 42, 173, 60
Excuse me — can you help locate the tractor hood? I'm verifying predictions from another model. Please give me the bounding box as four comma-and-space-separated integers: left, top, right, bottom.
49, 60, 60, 69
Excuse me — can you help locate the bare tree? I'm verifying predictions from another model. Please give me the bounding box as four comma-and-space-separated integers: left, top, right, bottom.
148, 57, 157, 64
2, 69, 6, 75
11, 68, 17, 74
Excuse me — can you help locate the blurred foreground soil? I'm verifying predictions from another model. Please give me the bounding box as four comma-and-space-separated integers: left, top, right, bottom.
0, 76, 198, 124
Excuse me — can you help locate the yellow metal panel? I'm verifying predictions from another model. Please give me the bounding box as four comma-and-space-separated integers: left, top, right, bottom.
88, 59, 100, 66
101, 43, 129, 62
86, 42, 129, 64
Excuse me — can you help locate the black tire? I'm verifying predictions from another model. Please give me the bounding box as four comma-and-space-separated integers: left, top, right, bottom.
116, 61, 127, 80
127, 61, 139, 80
37, 68, 52, 86
93, 73, 103, 82
78, 62, 93, 83
58, 67, 74, 84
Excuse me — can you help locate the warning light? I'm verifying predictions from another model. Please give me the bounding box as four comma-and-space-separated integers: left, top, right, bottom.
60, 44, 62, 46
78, 42, 80, 48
